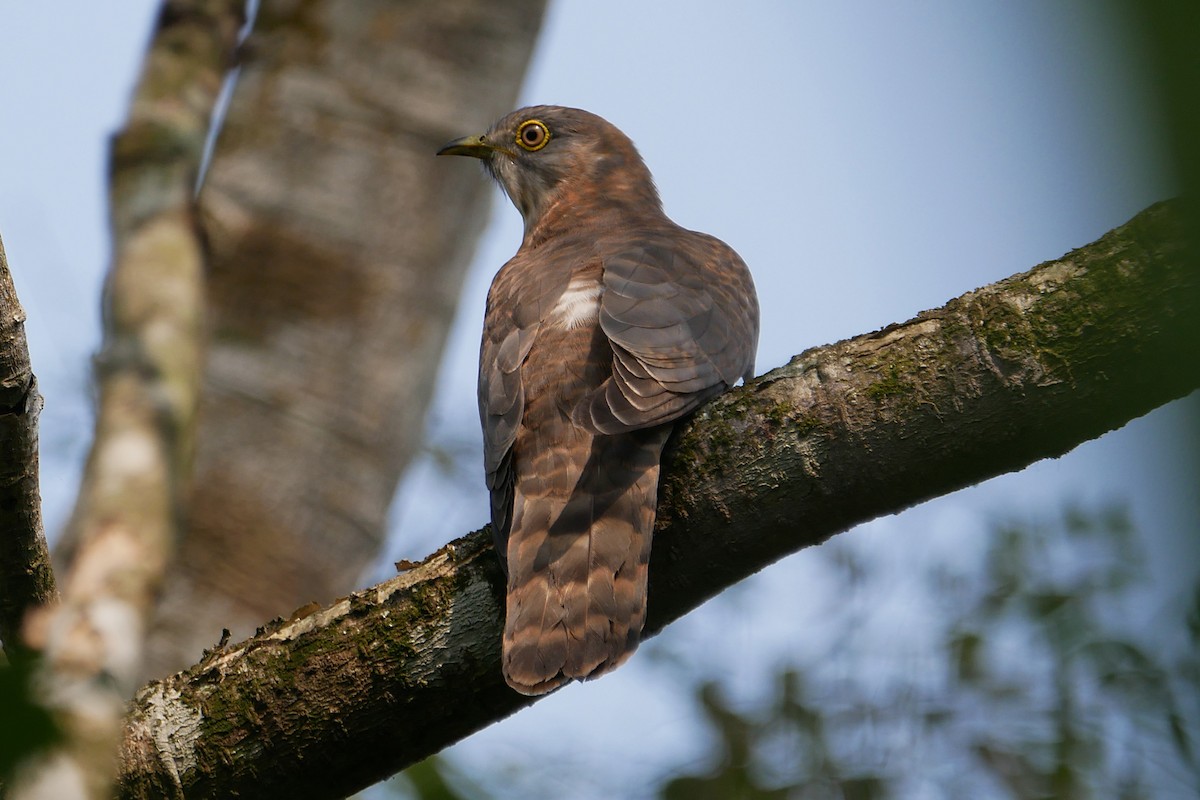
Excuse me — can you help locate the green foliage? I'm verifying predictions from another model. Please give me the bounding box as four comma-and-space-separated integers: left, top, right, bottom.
658, 672, 884, 800
655, 504, 1198, 798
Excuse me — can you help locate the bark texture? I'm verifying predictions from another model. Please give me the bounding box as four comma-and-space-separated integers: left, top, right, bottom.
145, 0, 549, 678
13, 3, 244, 798
113, 200, 1197, 799
0, 233, 52, 662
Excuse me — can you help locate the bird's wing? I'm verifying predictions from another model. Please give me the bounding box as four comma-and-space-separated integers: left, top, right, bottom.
479, 254, 573, 551
579, 231, 760, 434
480, 323, 536, 551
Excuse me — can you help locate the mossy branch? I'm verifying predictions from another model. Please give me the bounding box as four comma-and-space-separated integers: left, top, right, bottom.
113, 200, 1196, 799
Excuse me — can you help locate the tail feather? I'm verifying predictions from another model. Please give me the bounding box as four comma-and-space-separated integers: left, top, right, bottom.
502, 426, 669, 695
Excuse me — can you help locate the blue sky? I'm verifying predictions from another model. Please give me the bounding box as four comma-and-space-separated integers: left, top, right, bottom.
1, 2, 1195, 797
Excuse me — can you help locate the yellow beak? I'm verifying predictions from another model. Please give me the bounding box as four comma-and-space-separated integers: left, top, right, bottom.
436, 135, 496, 159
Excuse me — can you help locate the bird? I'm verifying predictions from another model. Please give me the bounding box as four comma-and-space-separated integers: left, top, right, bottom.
438, 106, 759, 695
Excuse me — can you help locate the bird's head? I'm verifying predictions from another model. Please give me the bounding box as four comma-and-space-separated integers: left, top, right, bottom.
438, 105, 662, 237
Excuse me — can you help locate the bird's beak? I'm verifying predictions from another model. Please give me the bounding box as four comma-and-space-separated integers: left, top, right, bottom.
437, 135, 495, 159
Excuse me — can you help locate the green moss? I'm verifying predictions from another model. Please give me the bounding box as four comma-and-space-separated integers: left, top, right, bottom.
663, 388, 823, 495
938, 308, 970, 342
861, 347, 925, 409
791, 412, 821, 437
864, 363, 909, 400
984, 204, 1182, 379
408, 579, 450, 622
711, 422, 738, 453
763, 400, 794, 427
976, 299, 1036, 359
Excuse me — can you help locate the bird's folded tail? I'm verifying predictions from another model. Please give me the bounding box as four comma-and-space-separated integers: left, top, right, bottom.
502, 426, 670, 695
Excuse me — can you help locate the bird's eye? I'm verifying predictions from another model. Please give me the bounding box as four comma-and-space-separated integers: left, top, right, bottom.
516, 119, 550, 152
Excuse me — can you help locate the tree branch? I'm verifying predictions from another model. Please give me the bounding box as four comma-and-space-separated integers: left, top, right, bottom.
12, 2, 244, 798
0, 233, 53, 663
114, 200, 1197, 799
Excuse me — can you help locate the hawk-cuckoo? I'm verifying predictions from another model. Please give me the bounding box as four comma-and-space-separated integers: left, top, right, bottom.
439, 106, 759, 695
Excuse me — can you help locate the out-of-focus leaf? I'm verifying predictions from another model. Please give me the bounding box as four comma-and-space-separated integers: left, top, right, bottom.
947, 628, 984, 684
1170, 711, 1198, 770
1026, 591, 1071, 619
386, 755, 493, 800
839, 775, 885, 800
1081, 640, 1162, 695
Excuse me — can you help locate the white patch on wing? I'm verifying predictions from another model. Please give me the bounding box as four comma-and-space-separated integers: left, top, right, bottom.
550, 279, 602, 330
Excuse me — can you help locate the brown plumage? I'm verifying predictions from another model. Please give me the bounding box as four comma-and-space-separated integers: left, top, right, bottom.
438, 106, 759, 695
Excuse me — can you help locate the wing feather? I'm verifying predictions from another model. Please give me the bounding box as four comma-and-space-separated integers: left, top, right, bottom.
578, 230, 759, 434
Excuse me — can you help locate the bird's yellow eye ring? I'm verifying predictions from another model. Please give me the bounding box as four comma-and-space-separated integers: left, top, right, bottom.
516, 119, 551, 152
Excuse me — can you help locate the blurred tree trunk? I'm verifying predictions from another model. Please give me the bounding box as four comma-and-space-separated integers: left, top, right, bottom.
144, 0, 547, 677
13, 4, 244, 797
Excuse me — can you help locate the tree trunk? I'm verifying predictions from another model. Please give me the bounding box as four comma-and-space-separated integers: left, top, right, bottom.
0, 232, 52, 662
144, 0, 548, 678
115, 200, 1198, 800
